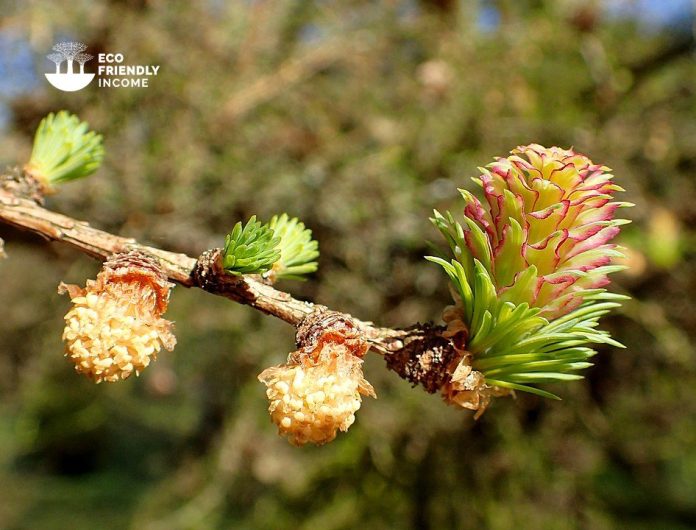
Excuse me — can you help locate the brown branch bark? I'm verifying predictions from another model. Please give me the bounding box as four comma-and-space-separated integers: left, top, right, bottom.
0, 182, 437, 363
0, 168, 474, 405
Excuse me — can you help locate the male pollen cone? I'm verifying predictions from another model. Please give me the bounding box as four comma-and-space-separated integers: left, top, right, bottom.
259, 314, 375, 446
60, 250, 176, 383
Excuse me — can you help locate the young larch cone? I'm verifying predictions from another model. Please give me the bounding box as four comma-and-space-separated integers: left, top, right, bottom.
60, 250, 176, 383
428, 144, 631, 411
465, 144, 628, 318
258, 313, 375, 446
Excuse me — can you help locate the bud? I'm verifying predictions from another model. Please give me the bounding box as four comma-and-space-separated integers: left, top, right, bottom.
60, 250, 176, 383
259, 313, 375, 446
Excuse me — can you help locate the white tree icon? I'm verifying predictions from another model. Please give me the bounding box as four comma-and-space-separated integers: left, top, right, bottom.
45, 41, 95, 92
46, 52, 65, 74
52, 42, 87, 75
75, 53, 94, 74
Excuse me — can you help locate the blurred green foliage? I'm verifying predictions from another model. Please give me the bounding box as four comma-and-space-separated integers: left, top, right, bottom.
0, 1, 695, 529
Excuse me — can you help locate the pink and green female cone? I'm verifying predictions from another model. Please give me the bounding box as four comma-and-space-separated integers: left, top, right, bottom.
429, 144, 631, 412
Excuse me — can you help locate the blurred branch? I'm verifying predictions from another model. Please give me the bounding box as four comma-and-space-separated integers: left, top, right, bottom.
586, 32, 696, 117
628, 32, 695, 87
223, 38, 361, 121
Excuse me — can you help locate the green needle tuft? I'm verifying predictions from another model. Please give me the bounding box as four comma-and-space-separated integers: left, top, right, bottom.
25, 111, 104, 188
222, 216, 281, 276
268, 214, 319, 280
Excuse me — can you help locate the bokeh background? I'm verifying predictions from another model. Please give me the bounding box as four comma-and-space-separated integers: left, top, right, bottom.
1, 1, 695, 529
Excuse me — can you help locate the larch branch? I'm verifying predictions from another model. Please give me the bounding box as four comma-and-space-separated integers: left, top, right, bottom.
0, 186, 411, 355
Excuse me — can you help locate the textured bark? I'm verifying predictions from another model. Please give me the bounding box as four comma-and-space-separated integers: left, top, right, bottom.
0, 177, 458, 392
383, 323, 461, 393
